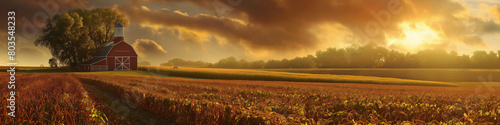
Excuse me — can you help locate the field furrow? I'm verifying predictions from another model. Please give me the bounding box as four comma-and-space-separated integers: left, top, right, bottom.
74, 73, 500, 124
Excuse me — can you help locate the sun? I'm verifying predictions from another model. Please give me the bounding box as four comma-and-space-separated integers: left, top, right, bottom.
387, 22, 441, 49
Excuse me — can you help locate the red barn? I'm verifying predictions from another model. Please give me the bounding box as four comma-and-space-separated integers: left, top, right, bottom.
79, 23, 138, 71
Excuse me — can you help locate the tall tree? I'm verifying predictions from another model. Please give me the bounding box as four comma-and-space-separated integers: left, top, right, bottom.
35, 8, 128, 69
139, 61, 151, 66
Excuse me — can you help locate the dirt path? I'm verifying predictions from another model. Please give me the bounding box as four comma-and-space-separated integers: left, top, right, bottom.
82, 83, 175, 125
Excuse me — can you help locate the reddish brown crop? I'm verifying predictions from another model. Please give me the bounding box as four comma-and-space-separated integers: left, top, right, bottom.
2, 73, 499, 124
0, 73, 105, 124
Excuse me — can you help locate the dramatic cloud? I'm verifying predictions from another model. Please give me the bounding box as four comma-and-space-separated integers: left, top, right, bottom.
463, 35, 487, 47
132, 39, 168, 58
118, 0, 500, 53
116, 4, 317, 51
0, 0, 88, 66
3, 0, 500, 65
0, 0, 87, 38
169, 26, 212, 43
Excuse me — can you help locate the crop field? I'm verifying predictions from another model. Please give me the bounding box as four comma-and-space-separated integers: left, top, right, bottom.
138, 66, 457, 87
2, 67, 500, 124
265, 68, 500, 82
0, 73, 105, 124
76, 73, 500, 124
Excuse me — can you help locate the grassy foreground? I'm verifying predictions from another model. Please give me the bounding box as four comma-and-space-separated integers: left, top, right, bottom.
0, 66, 69, 72
139, 66, 457, 87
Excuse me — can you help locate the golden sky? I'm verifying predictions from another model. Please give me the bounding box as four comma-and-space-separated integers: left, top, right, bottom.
2, 0, 500, 66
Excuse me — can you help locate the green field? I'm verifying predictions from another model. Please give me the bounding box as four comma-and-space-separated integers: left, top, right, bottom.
138, 66, 457, 87
0, 66, 69, 72
4, 66, 498, 87
265, 68, 500, 82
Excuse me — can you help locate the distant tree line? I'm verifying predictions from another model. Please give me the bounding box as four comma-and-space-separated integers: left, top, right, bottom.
139, 61, 151, 66
160, 58, 212, 68
163, 44, 500, 69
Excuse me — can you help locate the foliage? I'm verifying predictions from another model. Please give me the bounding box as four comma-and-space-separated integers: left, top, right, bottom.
161, 58, 210, 67
139, 61, 151, 66
165, 44, 500, 69
214, 57, 240, 69
34, 8, 128, 68
250, 60, 266, 69
49, 58, 58, 68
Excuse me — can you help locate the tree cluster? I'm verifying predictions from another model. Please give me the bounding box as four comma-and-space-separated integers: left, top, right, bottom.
166, 44, 500, 69
35, 8, 128, 69
48, 58, 58, 68
160, 58, 212, 68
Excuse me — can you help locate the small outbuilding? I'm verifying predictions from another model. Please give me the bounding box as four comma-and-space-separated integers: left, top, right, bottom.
79, 23, 138, 71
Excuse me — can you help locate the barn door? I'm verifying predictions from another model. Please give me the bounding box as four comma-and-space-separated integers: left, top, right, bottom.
114, 57, 130, 70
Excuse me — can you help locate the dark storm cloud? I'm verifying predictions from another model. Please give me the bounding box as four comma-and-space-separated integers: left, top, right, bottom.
118, 0, 500, 51
116, 3, 319, 51
0, 0, 87, 65
4, 0, 500, 55
0, 0, 87, 36
118, 0, 407, 50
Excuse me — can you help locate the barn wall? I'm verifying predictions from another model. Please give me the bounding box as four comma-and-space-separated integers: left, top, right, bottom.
79, 65, 85, 71
105, 41, 138, 71
80, 39, 139, 71
79, 65, 91, 72
130, 57, 138, 70
94, 59, 107, 65
107, 57, 114, 71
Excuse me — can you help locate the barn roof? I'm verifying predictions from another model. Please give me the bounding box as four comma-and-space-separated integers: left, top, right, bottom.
115, 23, 123, 27
94, 41, 115, 56
80, 57, 106, 65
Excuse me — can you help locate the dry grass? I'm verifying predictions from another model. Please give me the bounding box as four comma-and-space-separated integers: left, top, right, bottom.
139, 66, 458, 87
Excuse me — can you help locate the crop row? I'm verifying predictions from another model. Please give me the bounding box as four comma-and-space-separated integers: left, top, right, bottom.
76, 74, 500, 124
0, 74, 105, 124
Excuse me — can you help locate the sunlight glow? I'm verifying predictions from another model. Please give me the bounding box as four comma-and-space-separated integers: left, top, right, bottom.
387, 39, 397, 46
387, 22, 441, 49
